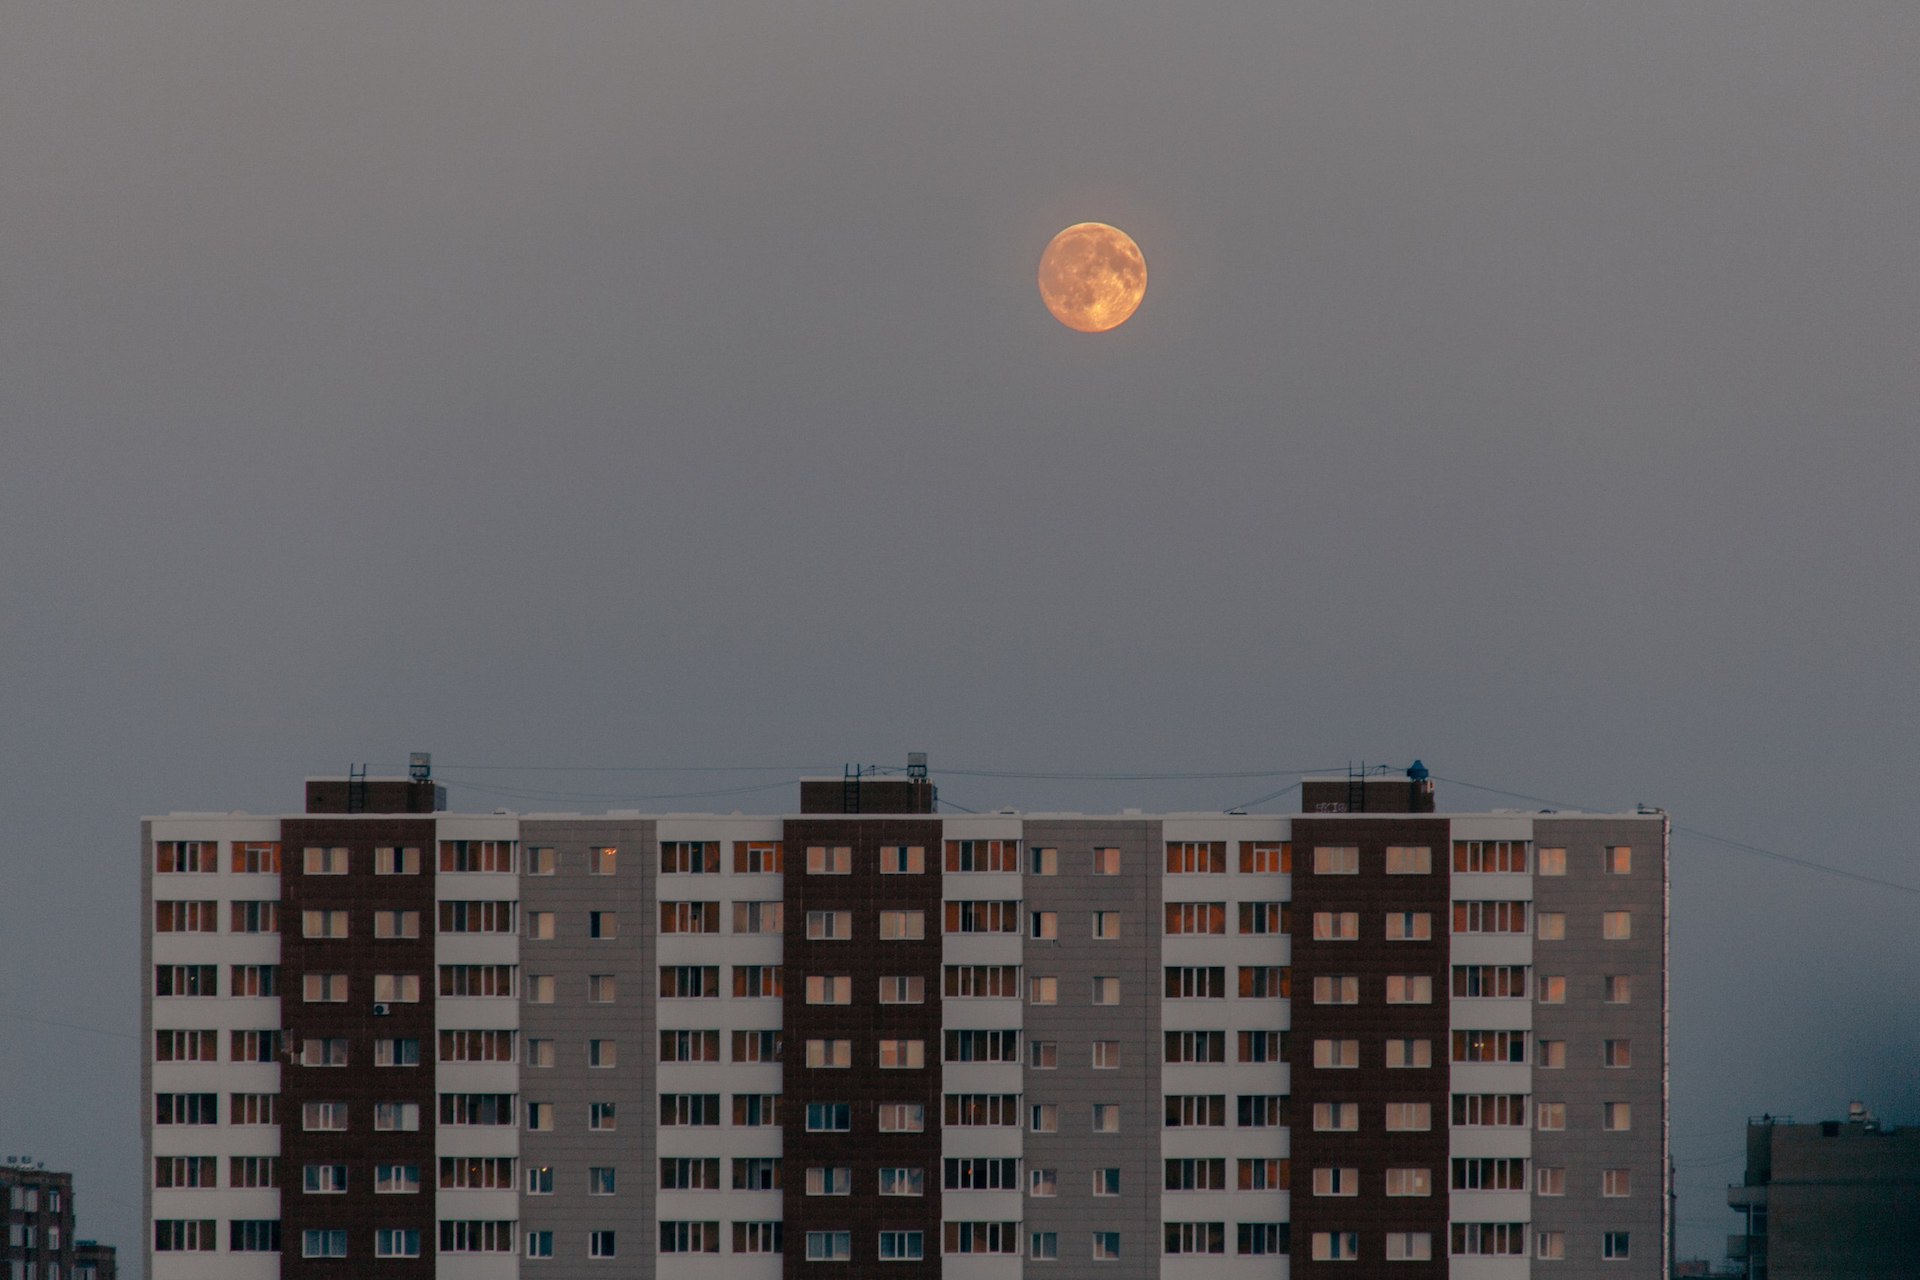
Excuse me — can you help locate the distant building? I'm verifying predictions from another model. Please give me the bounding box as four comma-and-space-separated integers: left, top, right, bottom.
1, 1159, 115, 1280
143, 758, 1670, 1276
1728, 1105, 1920, 1278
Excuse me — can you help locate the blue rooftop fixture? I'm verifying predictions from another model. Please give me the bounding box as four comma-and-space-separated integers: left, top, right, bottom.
1407, 760, 1429, 783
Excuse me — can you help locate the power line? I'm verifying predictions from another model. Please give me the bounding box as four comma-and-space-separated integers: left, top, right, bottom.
436, 777, 804, 805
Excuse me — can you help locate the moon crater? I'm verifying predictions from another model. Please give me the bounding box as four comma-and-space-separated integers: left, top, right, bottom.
1037, 222, 1147, 333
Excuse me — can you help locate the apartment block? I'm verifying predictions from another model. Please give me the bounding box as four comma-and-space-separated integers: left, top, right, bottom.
2, 1160, 117, 1280
143, 763, 1668, 1276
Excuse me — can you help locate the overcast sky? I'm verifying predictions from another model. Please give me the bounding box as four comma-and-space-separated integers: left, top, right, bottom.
5, 1, 1918, 1269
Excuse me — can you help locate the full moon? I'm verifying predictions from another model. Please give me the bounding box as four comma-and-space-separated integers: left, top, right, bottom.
1037, 222, 1147, 333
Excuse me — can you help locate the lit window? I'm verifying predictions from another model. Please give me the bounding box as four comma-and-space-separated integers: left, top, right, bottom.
1537, 1231, 1566, 1259
1603, 911, 1632, 940
1606, 846, 1632, 875
1385, 1038, 1431, 1068
877, 1103, 925, 1133
806, 845, 851, 875
1385, 974, 1432, 1004
879, 975, 925, 1003
1604, 1102, 1632, 1131
1537, 1038, 1567, 1068
1386, 1231, 1432, 1260
879, 910, 924, 940
1384, 1102, 1431, 1131
1313, 846, 1358, 875
1029, 976, 1058, 1006
1384, 1167, 1431, 1197
1311, 1232, 1359, 1261
1313, 911, 1359, 940
1539, 975, 1567, 1004
882, 844, 926, 874
1312, 1102, 1358, 1132
1537, 911, 1566, 940
1313, 1039, 1359, 1069
1538, 846, 1567, 875
1091, 976, 1120, 1005
1092, 911, 1120, 939
1030, 911, 1058, 940
1606, 975, 1633, 1003
1092, 1104, 1120, 1132
1092, 1040, 1120, 1069
1385, 911, 1431, 940
1312, 1167, 1359, 1197
1028, 846, 1057, 875
1385, 845, 1431, 874
1605, 1039, 1631, 1068
1092, 847, 1120, 875
1604, 1168, 1631, 1197
1537, 1103, 1567, 1132
589, 1039, 616, 1068
806, 1039, 852, 1068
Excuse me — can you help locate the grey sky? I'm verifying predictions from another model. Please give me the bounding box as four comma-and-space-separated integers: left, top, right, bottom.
4, 1, 1919, 1269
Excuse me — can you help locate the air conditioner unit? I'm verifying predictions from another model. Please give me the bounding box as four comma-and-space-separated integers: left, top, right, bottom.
372, 1003, 391, 1017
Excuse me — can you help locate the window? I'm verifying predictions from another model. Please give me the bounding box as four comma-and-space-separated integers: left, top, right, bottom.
661, 901, 717, 934
804, 974, 852, 1004
1314, 1038, 1359, 1068
438, 900, 516, 934
1092, 1103, 1121, 1131
1603, 1232, 1631, 1260
1028, 1167, 1059, 1198
1312, 1232, 1359, 1261
1164, 1223, 1225, 1256
526, 1229, 554, 1259
1454, 899, 1529, 932
525, 974, 556, 1003
299, 1037, 348, 1067
1385, 1102, 1431, 1131
1312, 974, 1358, 1004
879, 1167, 924, 1196
1606, 975, 1633, 1003
154, 1029, 217, 1063
1452, 1158, 1528, 1191
1029, 1039, 1057, 1068
1028, 909, 1058, 940
153, 1219, 217, 1252
882, 844, 927, 874
945, 1158, 1019, 1190
1453, 1029, 1528, 1063
299, 1100, 347, 1132
1452, 840, 1528, 873
805, 845, 851, 875
1313, 846, 1358, 874
805, 1166, 851, 1196
301, 1228, 348, 1258
373, 1101, 420, 1131
805, 910, 852, 940
946, 838, 1019, 872
1313, 1102, 1358, 1131
1028, 976, 1059, 1005
589, 910, 619, 939
373, 909, 420, 939
154, 900, 218, 933
661, 1158, 722, 1190
1390, 1174, 1436, 1205
1031, 1232, 1059, 1261
1452, 1094, 1528, 1127
878, 1230, 925, 1261
229, 1093, 277, 1125
153, 1156, 217, 1188
1239, 900, 1288, 934
1537, 1038, 1567, 1068
878, 1103, 925, 1132
1239, 965, 1289, 998
1451, 1223, 1526, 1257
1165, 902, 1224, 935
1537, 1103, 1567, 1131
805, 1102, 851, 1132
583, 844, 617, 875
1167, 966, 1226, 999
438, 964, 516, 998
1167, 841, 1226, 873
438, 840, 515, 873
232, 841, 282, 874
155, 841, 219, 874
1538, 846, 1567, 875
1030, 1103, 1058, 1133
1312, 1167, 1359, 1196
944, 1223, 1019, 1256
302, 846, 348, 876
1386, 911, 1432, 940
1537, 1165, 1566, 1195
1165, 1095, 1226, 1127
1027, 845, 1057, 875
303, 1164, 348, 1194
729, 840, 783, 871
1604, 1168, 1631, 1196
1241, 1224, 1291, 1256
526, 1165, 554, 1193
1093, 1232, 1122, 1260
1386, 1037, 1431, 1068
1390, 974, 1436, 1005
587, 973, 616, 1003
1236, 1158, 1288, 1191
584, 1100, 616, 1130
733, 841, 783, 873
1537, 910, 1566, 940
1239, 840, 1289, 872
729, 965, 778, 998
661, 1094, 721, 1127
657, 1222, 720, 1255
880, 975, 925, 1003
374, 1228, 420, 1258
1091, 976, 1120, 1004
1537, 1231, 1566, 1259
375, 845, 421, 875
1092, 846, 1121, 875
733, 901, 782, 934
879, 1039, 925, 1069
1091, 909, 1120, 939
1313, 911, 1359, 940
805, 1231, 852, 1261
229, 1156, 277, 1188
1385, 844, 1432, 874
374, 973, 420, 1003
1240, 1029, 1285, 1063
438, 1029, 513, 1063
1532, 975, 1566, 1004
1159, 1159, 1221, 1189
1451, 965, 1527, 999
229, 1220, 281, 1253
731, 1158, 779, 1191
1605, 1038, 1632, 1068
1604, 910, 1633, 940
1088, 1039, 1119, 1069
1606, 845, 1632, 874
156, 964, 219, 997
1165, 1030, 1225, 1064
589, 1039, 616, 1068
660, 840, 721, 871
880, 909, 925, 940
943, 964, 1017, 998
1605, 1101, 1632, 1130
946, 1029, 1021, 1063
944, 899, 1019, 933
229, 901, 278, 933
377, 1164, 422, 1193
589, 1230, 616, 1258
301, 973, 347, 1003
805, 1038, 851, 1068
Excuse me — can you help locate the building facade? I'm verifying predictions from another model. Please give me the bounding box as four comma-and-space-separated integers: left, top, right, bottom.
1727, 1107, 1920, 1279
2, 1160, 116, 1280
143, 769, 1668, 1277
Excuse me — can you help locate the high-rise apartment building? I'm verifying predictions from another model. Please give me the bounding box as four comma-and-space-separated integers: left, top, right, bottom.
1726, 1105, 1920, 1278
2, 1159, 117, 1280
143, 764, 1668, 1277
